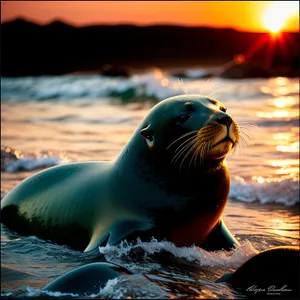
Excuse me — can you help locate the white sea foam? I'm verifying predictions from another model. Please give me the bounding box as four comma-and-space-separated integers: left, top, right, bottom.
5, 156, 67, 173
97, 278, 120, 297
26, 278, 121, 298
26, 275, 168, 299
26, 286, 79, 297
0, 292, 12, 297
230, 178, 299, 206
99, 238, 258, 272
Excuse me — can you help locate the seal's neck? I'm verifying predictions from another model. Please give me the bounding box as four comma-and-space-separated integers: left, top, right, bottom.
114, 135, 230, 233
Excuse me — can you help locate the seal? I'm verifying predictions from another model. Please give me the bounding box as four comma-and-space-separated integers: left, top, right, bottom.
1, 95, 240, 252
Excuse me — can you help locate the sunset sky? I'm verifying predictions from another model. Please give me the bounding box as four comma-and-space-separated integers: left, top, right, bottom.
1, 1, 299, 32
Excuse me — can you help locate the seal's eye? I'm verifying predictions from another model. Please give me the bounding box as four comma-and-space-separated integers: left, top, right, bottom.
176, 112, 191, 124
220, 106, 227, 113
140, 127, 154, 142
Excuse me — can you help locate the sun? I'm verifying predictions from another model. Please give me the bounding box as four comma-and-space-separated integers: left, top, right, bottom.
263, 1, 299, 33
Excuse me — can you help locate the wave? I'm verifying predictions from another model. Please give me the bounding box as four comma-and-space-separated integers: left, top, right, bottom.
1, 72, 181, 102
4, 156, 66, 173
1, 147, 68, 173
99, 238, 258, 273
230, 178, 299, 206
0, 292, 12, 297
2, 70, 292, 103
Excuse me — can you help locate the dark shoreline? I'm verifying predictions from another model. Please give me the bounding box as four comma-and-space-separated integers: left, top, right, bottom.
2, 19, 299, 77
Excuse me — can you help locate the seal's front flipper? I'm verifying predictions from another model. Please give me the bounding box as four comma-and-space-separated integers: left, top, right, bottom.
202, 219, 240, 251
84, 219, 153, 252
84, 231, 111, 252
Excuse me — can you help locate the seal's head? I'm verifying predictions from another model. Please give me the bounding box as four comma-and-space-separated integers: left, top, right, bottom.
140, 95, 240, 169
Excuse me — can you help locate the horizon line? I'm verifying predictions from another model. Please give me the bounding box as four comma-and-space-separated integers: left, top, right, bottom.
2, 16, 298, 34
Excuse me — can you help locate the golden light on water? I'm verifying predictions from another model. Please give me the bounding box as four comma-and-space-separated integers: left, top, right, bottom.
269, 160, 299, 177
273, 87, 291, 96
270, 159, 299, 167
257, 176, 265, 184
267, 217, 299, 240
275, 167, 299, 175
270, 131, 299, 178
272, 133, 293, 141
268, 96, 297, 108
262, 1, 299, 33
234, 176, 245, 183
272, 218, 283, 224
251, 174, 298, 183
274, 77, 289, 86
251, 176, 265, 184
276, 142, 299, 153
261, 81, 298, 97
257, 110, 298, 119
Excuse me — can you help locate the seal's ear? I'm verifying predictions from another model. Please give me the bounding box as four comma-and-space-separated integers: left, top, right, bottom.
140, 125, 154, 149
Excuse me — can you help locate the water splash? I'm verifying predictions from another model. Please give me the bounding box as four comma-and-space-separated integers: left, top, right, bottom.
25, 275, 170, 299
230, 177, 299, 206
99, 238, 258, 272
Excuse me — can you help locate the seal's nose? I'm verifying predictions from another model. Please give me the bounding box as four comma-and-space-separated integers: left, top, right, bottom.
216, 115, 232, 127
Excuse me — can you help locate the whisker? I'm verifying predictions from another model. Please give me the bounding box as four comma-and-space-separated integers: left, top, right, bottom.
199, 144, 208, 166
177, 78, 192, 99
239, 122, 258, 128
239, 122, 259, 148
174, 134, 198, 153
167, 130, 198, 150
208, 83, 225, 98
240, 130, 252, 144
239, 127, 256, 137
240, 131, 251, 141
174, 140, 196, 169
236, 144, 243, 157
172, 135, 197, 162
231, 145, 237, 157
234, 139, 243, 157
237, 135, 249, 156
172, 138, 196, 166
195, 143, 204, 168
179, 141, 198, 172
239, 125, 258, 131
189, 143, 200, 169
239, 134, 248, 146
198, 146, 205, 166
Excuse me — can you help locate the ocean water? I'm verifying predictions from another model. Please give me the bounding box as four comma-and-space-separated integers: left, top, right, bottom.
1, 69, 299, 298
